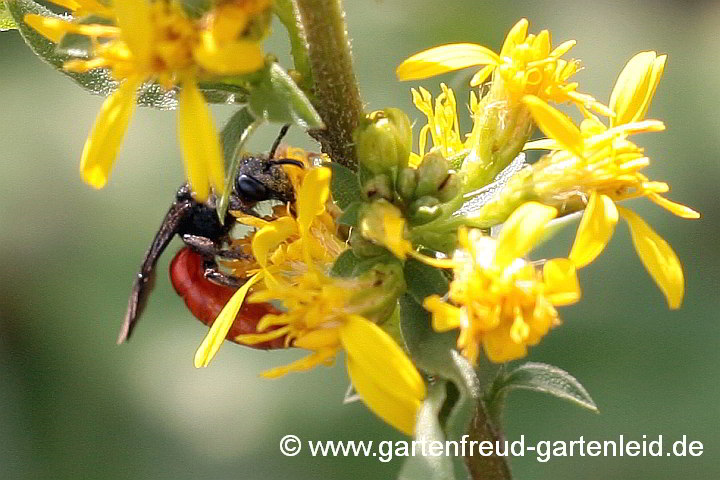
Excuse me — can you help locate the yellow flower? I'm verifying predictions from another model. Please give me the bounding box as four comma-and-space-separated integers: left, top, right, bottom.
241, 267, 424, 436
424, 202, 580, 364
195, 166, 424, 435
397, 18, 610, 115
410, 84, 467, 165
25, 0, 270, 201
193, 166, 346, 368
520, 52, 699, 308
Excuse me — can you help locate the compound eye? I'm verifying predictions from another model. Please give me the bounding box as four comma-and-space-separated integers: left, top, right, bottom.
235, 174, 269, 202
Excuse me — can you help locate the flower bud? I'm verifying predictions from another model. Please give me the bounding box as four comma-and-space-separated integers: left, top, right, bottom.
354, 108, 413, 174
359, 200, 412, 259
396, 167, 418, 202
363, 174, 394, 201
415, 152, 454, 198
349, 262, 406, 323
408, 195, 442, 224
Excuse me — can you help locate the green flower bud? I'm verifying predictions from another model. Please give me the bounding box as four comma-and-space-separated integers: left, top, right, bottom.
436, 172, 460, 203
363, 174, 394, 201
349, 262, 406, 323
408, 195, 442, 224
396, 167, 418, 202
354, 108, 413, 174
415, 152, 453, 198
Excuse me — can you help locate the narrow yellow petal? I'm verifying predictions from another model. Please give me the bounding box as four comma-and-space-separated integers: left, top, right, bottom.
618, 207, 684, 309
500, 18, 529, 58
261, 348, 338, 378
648, 193, 700, 219
234, 325, 290, 345
610, 51, 666, 126
469, 65, 495, 87
340, 316, 426, 401
177, 78, 225, 202
523, 95, 585, 158
194, 273, 262, 368
193, 36, 265, 75
293, 328, 341, 350
569, 193, 619, 268
495, 202, 557, 268
549, 39, 576, 58
396, 43, 500, 81
23, 15, 71, 43
297, 167, 331, 235
424, 295, 463, 332
113, 0, 153, 64
251, 216, 298, 267
543, 259, 581, 306
346, 357, 422, 436
80, 78, 141, 189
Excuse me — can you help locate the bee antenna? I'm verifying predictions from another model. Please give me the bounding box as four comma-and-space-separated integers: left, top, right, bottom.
269, 124, 291, 159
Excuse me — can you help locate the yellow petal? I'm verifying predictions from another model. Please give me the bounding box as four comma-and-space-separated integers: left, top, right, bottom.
424, 295, 462, 332
293, 328, 341, 350
297, 167, 331, 235
469, 65, 495, 87
543, 259, 581, 306
618, 207, 684, 309
523, 95, 585, 157
495, 202, 557, 268
177, 78, 225, 202
346, 357, 422, 436
113, 0, 153, 64
609, 51, 666, 126
396, 43, 500, 81
193, 35, 265, 75
569, 192, 619, 268
23, 15, 118, 42
234, 325, 290, 345
648, 193, 700, 219
193, 273, 262, 368
261, 348, 338, 378
482, 324, 528, 363
251, 216, 298, 267
340, 316, 426, 401
80, 78, 141, 189
500, 18, 529, 58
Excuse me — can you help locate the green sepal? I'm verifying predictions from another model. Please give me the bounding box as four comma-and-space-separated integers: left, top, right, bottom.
248, 62, 323, 128
485, 362, 598, 425
215, 107, 262, 223
325, 161, 362, 210
1, 1, 18, 30
337, 201, 362, 227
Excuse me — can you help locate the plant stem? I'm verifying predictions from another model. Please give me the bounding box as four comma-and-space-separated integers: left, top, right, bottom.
294, 0, 363, 171
466, 400, 513, 480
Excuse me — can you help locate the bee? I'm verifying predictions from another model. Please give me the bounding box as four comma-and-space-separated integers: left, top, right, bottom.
117, 125, 301, 345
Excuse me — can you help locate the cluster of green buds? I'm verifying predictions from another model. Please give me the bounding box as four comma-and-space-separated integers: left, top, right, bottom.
350, 108, 464, 257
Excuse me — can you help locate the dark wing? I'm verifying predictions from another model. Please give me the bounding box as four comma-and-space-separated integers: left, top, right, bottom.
117, 199, 194, 344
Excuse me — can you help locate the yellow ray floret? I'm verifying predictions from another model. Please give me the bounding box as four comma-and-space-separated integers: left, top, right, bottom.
424, 202, 580, 364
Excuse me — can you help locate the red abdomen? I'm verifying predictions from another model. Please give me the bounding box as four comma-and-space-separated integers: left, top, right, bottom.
169, 247, 285, 349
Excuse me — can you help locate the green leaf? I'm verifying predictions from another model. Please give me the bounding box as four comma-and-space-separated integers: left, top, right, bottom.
248, 62, 323, 128
398, 382, 456, 480
485, 362, 598, 424
403, 258, 449, 305
1, 1, 18, 31
330, 249, 359, 278
337, 201, 361, 227
216, 107, 262, 223
324, 161, 362, 210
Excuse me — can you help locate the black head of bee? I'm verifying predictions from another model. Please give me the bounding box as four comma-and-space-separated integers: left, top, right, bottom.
233, 156, 305, 205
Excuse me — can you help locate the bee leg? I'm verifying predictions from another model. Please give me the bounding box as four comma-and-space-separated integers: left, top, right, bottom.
182, 234, 252, 260
119, 199, 194, 344
202, 262, 246, 288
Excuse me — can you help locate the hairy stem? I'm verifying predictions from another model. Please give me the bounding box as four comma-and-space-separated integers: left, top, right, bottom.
294, 0, 364, 171
466, 400, 512, 480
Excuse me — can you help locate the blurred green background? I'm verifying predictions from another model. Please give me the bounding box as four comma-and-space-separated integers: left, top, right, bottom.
1, 1, 718, 478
